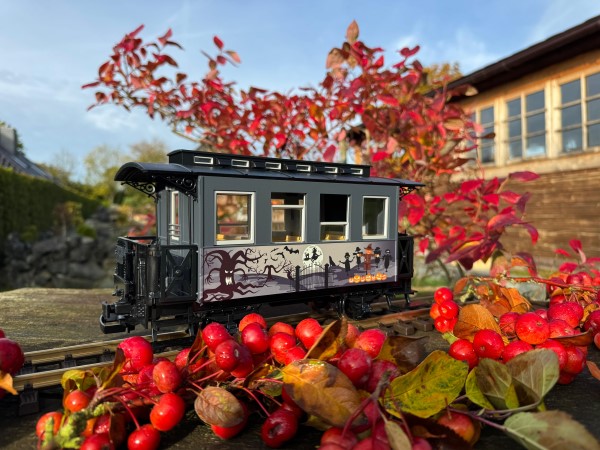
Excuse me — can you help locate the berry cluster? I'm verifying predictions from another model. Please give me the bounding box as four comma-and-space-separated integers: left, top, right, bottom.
429, 287, 459, 333
431, 284, 600, 385
34, 312, 438, 449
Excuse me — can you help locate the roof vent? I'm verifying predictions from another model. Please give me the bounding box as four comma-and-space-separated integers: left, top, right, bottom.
194, 156, 214, 165
231, 159, 250, 168
324, 166, 339, 174
350, 167, 364, 175
296, 164, 311, 172
265, 162, 282, 170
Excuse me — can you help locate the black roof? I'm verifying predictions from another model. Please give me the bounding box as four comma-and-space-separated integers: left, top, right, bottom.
0, 145, 53, 180
115, 150, 424, 198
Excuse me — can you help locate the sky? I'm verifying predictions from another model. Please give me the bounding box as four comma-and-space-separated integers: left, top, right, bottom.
2, 0, 600, 180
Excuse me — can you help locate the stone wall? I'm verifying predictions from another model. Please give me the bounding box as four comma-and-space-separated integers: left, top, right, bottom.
0, 208, 122, 290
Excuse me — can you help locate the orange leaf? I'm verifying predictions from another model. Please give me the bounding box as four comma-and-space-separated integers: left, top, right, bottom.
554, 331, 594, 347
499, 287, 532, 314
453, 304, 507, 344
0, 371, 17, 395
586, 360, 600, 381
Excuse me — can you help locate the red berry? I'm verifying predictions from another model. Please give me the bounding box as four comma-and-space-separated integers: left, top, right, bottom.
434, 287, 454, 304
80, 433, 115, 450
202, 323, 232, 352
320, 426, 358, 449
35, 411, 63, 439
515, 312, 550, 345
118, 336, 153, 372
472, 329, 504, 360
562, 345, 586, 375
295, 318, 323, 350
239, 312, 267, 331
127, 424, 161, 450
439, 300, 459, 319
150, 393, 186, 432
269, 322, 295, 337
0, 338, 25, 375
270, 332, 297, 365
498, 312, 520, 338
214, 339, 243, 372
230, 345, 254, 378
502, 340, 533, 362
337, 348, 373, 388
283, 346, 307, 365
448, 339, 478, 369
434, 316, 457, 333
365, 360, 399, 393
261, 408, 299, 448
211, 402, 249, 440
241, 322, 271, 354
153, 360, 182, 393
353, 329, 387, 359
63, 389, 91, 413
536, 339, 567, 370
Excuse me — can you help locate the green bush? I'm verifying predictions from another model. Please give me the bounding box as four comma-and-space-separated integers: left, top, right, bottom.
0, 168, 101, 243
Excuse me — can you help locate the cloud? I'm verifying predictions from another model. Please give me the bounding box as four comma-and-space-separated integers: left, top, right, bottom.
391, 27, 501, 74
528, 0, 600, 43
84, 107, 143, 132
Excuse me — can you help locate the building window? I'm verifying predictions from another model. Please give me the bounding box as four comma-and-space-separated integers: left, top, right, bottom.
560, 79, 582, 152
362, 197, 388, 238
479, 107, 495, 163
271, 193, 305, 242
506, 89, 546, 159
586, 72, 600, 148
168, 189, 180, 241
215, 192, 253, 244
320, 194, 349, 241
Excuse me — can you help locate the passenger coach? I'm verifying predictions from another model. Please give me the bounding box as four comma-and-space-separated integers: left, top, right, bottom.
100, 150, 423, 338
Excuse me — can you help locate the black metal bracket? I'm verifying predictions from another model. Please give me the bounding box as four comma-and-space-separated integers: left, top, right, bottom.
123, 174, 197, 199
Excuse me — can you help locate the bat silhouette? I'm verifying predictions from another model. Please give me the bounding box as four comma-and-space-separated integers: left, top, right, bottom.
284, 245, 300, 254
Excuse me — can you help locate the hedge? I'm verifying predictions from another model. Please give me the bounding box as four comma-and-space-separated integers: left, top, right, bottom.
0, 167, 102, 242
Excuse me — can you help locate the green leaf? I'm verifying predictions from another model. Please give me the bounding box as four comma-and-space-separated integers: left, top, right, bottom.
505, 349, 559, 407
504, 411, 600, 450
384, 417, 412, 450
281, 359, 362, 427
465, 367, 495, 410
475, 358, 519, 410
383, 350, 468, 418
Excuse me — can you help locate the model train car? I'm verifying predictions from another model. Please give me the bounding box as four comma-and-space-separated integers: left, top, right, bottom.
100, 149, 423, 339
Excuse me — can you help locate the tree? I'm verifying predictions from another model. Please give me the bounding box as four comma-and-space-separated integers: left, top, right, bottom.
83, 22, 538, 278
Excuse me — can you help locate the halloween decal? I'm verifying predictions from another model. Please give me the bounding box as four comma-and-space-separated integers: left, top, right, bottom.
201, 241, 397, 303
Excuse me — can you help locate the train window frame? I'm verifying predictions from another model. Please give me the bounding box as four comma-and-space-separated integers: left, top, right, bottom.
168, 189, 180, 242
271, 193, 305, 243
319, 194, 349, 241
362, 196, 388, 239
214, 191, 255, 245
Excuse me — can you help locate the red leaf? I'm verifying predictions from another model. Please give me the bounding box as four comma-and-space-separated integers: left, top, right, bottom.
377, 95, 398, 106
418, 238, 429, 254
482, 194, 499, 206
400, 46, 420, 58
407, 205, 424, 226
81, 81, 100, 89
508, 171, 539, 182
558, 262, 578, 273
499, 191, 521, 204
158, 29, 173, 47
555, 248, 571, 257
371, 151, 388, 162
486, 213, 521, 233
521, 223, 539, 244
460, 179, 484, 194
569, 239, 583, 253
213, 36, 224, 50
127, 24, 145, 39
323, 145, 337, 162
226, 50, 241, 64
386, 137, 398, 154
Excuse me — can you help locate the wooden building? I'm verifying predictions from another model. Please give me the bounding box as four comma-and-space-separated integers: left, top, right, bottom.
449, 15, 600, 264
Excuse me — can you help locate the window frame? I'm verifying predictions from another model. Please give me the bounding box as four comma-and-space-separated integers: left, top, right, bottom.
270, 193, 306, 243
505, 88, 547, 160
167, 189, 180, 242
361, 196, 389, 239
319, 194, 349, 241
214, 191, 255, 245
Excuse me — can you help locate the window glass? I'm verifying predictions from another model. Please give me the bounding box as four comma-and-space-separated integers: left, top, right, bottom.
216, 193, 252, 242
563, 128, 582, 152
271, 193, 304, 242
587, 98, 600, 122
362, 197, 387, 238
509, 141, 523, 159
320, 194, 348, 240
562, 104, 582, 128
526, 135, 546, 157
588, 123, 600, 147
507, 98, 521, 117
527, 112, 545, 134
480, 107, 494, 124
526, 91, 544, 112
508, 119, 522, 137
586, 72, 600, 97
561, 80, 581, 104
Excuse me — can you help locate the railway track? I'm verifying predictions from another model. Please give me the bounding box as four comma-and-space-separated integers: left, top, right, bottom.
12, 297, 433, 414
